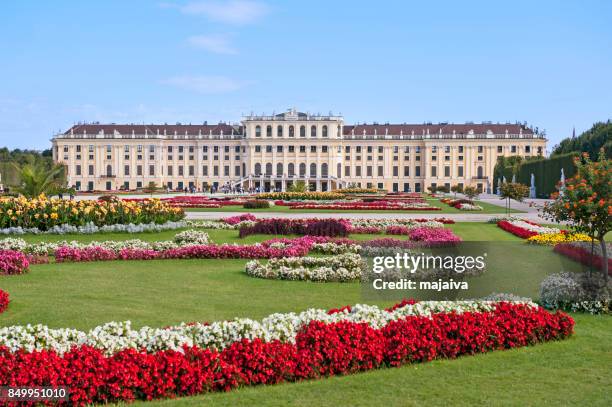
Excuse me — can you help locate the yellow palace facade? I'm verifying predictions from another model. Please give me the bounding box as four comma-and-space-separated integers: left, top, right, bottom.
52, 109, 546, 193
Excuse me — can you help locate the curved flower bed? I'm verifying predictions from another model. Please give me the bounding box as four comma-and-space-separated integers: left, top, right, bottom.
0, 301, 574, 406
553, 242, 612, 272
0, 289, 9, 313
245, 253, 366, 282
0, 195, 184, 230
497, 219, 559, 239
0, 250, 29, 275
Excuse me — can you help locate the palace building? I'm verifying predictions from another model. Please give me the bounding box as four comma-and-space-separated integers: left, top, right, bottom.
51, 108, 547, 193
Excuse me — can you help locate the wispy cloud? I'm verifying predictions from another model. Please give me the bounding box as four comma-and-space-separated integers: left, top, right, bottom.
187, 34, 237, 54
180, 0, 269, 24
161, 75, 249, 93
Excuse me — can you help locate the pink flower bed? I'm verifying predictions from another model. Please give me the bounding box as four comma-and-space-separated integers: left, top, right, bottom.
0, 289, 9, 314
407, 227, 462, 243
285, 201, 441, 211
0, 250, 30, 275
385, 226, 411, 235
222, 214, 257, 225
53, 236, 329, 263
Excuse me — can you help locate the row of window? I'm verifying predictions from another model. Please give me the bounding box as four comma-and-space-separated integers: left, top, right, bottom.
254, 125, 333, 138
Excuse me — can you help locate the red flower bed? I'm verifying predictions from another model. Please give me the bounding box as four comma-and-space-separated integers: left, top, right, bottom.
553, 242, 612, 273
0, 250, 29, 275
0, 289, 9, 314
0, 302, 573, 406
497, 220, 538, 239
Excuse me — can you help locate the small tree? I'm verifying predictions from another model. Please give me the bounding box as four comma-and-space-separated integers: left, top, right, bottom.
143, 181, 159, 197
12, 161, 66, 198
463, 185, 480, 203
288, 180, 307, 193
450, 184, 463, 197
436, 185, 450, 194
540, 150, 611, 282
426, 185, 436, 194
500, 182, 529, 214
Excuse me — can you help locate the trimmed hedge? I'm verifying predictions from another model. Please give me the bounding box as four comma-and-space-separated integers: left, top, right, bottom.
494, 153, 578, 198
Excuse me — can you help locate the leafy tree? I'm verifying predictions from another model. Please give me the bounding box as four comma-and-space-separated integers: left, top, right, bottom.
540, 150, 611, 282
436, 185, 450, 194
11, 161, 66, 198
552, 121, 612, 159
143, 181, 160, 196
500, 182, 529, 214
451, 184, 463, 197
288, 180, 307, 193
463, 186, 480, 203
426, 185, 436, 194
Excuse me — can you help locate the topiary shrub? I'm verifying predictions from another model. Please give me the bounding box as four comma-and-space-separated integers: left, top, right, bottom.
304, 219, 349, 238
243, 200, 271, 209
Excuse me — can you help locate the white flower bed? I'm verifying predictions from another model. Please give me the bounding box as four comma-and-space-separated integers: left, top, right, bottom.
349, 219, 444, 229
0, 230, 210, 255
0, 221, 188, 235
0, 300, 536, 355
487, 215, 522, 224
245, 253, 366, 282
457, 203, 483, 211
506, 219, 559, 234
185, 220, 255, 230
310, 242, 361, 254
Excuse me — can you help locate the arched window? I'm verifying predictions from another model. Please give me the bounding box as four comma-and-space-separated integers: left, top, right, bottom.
254, 163, 261, 176
266, 125, 272, 137
277, 125, 283, 137
322, 125, 328, 138
106, 165, 112, 176
255, 125, 261, 138
321, 163, 328, 177
300, 125, 306, 137
276, 163, 283, 177
288, 126, 295, 138
299, 163, 306, 176
288, 163, 295, 176
310, 125, 317, 138
265, 163, 272, 175
310, 163, 317, 177
477, 166, 483, 179
337, 163, 342, 177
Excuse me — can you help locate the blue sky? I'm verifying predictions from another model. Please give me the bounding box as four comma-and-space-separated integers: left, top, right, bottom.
0, 0, 610, 151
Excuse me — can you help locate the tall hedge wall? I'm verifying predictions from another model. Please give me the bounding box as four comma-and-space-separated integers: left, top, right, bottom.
493, 152, 578, 198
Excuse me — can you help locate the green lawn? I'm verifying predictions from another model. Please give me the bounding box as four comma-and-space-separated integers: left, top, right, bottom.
185, 198, 523, 214
0, 222, 609, 406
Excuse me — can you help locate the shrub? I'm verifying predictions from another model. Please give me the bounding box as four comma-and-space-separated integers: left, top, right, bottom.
243, 200, 271, 209
0, 289, 9, 313
304, 219, 349, 237
0, 250, 29, 275
539, 272, 610, 314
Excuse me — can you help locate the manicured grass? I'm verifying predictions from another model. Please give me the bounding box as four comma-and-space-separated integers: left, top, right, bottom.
1, 221, 608, 406
184, 198, 523, 214
134, 314, 611, 407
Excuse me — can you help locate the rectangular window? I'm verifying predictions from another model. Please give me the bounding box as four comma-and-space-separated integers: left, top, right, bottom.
393, 166, 398, 176
137, 165, 143, 176
75, 165, 81, 176
277, 146, 283, 153
213, 166, 219, 176
431, 166, 437, 177
224, 166, 230, 176
178, 166, 184, 176
367, 166, 373, 176
356, 166, 362, 176
149, 165, 155, 176
458, 166, 464, 177
322, 146, 328, 153
444, 166, 450, 177
88, 165, 94, 176
511, 145, 517, 153
497, 146, 503, 153
415, 166, 421, 176
168, 166, 173, 176
188, 166, 194, 176
288, 146, 295, 153
478, 145, 484, 153
299, 146, 306, 153
266, 145, 272, 153
202, 166, 208, 176
345, 166, 351, 176
124, 165, 130, 176
404, 166, 410, 177
235, 165, 240, 176
378, 166, 384, 176
310, 146, 317, 153
525, 145, 531, 153
458, 146, 464, 153
255, 145, 261, 152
